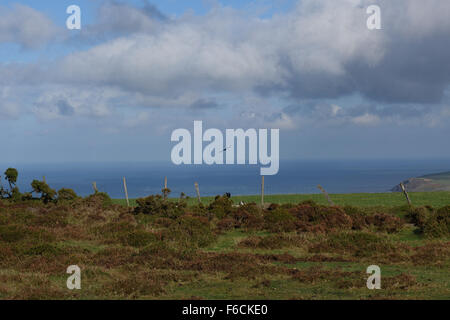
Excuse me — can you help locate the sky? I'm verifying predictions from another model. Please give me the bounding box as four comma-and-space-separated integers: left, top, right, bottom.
0, 0, 450, 164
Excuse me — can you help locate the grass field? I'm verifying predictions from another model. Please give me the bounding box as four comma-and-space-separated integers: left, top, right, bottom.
0, 192, 448, 300
113, 191, 450, 208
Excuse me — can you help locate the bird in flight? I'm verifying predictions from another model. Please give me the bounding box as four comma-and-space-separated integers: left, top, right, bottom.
219, 145, 232, 153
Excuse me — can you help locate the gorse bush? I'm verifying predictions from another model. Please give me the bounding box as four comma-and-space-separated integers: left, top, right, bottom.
57, 188, 78, 201
405, 205, 450, 238
134, 195, 186, 218
422, 206, 450, 238
207, 194, 234, 219
230, 203, 263, 230
263, 208, 297, 232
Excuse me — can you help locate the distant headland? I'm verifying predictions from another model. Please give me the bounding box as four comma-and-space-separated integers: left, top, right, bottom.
392, 171, 450, 192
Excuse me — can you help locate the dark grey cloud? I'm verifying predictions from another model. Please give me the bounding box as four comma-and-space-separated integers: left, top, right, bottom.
346, 33, 450, 104
189, 99, 219, 110
284, 102, 433, 121
57, 100, 75, 116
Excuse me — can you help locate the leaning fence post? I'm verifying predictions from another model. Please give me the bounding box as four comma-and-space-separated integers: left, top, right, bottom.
399, 183, 412, 206
92, 182, 98, 193
194, 182, 201, 204
317, 185, 334, 206
123, 177, 130, 207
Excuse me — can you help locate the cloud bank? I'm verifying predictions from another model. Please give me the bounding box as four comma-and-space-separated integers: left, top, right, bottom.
0, 0, 449, 157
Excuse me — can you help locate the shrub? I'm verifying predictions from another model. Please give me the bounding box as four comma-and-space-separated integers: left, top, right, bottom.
186, 203, 210, 219
2, 168, 19, 199
31, 180, 56, 204
405, 206, 431, 227
231, 203, 262, 229
343, 205, 367, 216
152, 217, 174, 228
21, 192, 33, 201
84, 192, 112, 208
422, 206, 450, 238
208, 195, 234, 219
289, 204, 352, 232
216, 218, 236, 231
10, 187, 22, 202
165, 215, 216, 248
263, 208, 297, 232
406, 205, 449, 238
365, 213, 404, 233
298, 200, 318, 207
133, 195, 185, 218
57, 188, 78, 201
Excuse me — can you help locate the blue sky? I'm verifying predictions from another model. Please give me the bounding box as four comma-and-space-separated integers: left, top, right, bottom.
1, 0, 450, 164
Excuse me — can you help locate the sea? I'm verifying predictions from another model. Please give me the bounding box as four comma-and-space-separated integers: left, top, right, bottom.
1, 159, 449, 199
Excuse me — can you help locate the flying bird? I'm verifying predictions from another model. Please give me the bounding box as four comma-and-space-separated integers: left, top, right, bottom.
219, 145, 232, 153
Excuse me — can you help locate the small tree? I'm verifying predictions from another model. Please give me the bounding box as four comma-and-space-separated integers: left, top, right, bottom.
31, 179, 56, 204
4, 168, 18, 188
1, 168, 20, 199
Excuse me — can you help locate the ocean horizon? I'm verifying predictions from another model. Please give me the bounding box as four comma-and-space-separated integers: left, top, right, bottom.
1, 159, 449, 199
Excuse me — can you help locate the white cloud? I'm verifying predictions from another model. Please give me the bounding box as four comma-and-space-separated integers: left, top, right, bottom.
351, 113, 380, 126
0, 4, 59, 48
1, 0, 450, 129
46, 0, 386, 99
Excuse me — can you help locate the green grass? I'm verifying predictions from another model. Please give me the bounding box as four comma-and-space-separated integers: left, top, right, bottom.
113, 191, 450, 208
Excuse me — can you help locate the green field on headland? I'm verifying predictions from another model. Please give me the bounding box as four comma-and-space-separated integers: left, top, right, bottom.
392, 172, 450, 192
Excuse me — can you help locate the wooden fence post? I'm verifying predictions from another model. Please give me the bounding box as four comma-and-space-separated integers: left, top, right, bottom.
163, 176, 168, 200
399, 183, 412, 206
92, 182, 98, 193
194, 182, 201, 204
317, 185, 334, 206
123, 177, 130, 207
261, 176, 265, 207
